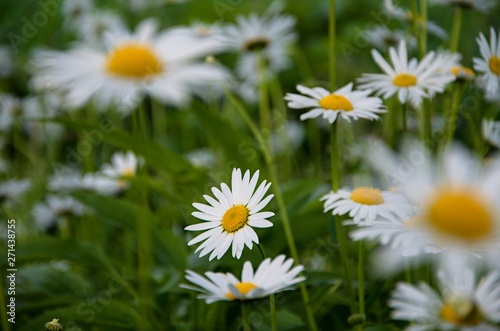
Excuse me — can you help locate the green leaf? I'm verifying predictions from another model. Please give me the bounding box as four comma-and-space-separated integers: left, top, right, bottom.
193, 107, 260, 170
72, 191, 187, 271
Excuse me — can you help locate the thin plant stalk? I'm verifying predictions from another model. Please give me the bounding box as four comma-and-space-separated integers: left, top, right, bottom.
329, 0, 336, 91
358, 241, 366, 320
241, 303, 251, 331
449, 7, 463, 52
445, 83, 464, 147
227, 91, 318, 331
258, 52, 272, 148
419, 0, 428, 57
257, 243, 277, 331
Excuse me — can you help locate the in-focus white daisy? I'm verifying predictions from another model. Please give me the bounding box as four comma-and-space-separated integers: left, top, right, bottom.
364, 25, 416, 51
285, 83, 386, 124
181, 255, 304, 303
384, 0, 448, 39
33, 195, 86, 230
429, 0, 497, 13
364, 142, 500, 268
31, 18, 229, 114
483, 119, 500, 148
0, 93, 22, 133
185, 168, 274, 260
390, 262, 500, 330
474, 27, 500, 99
0, 45, 13, 78
322, 187, 412, 223
358, 41, 456, 108
223, 11, 296, 85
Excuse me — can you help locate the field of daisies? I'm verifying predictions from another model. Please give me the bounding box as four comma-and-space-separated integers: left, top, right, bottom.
1, 0, 500, 330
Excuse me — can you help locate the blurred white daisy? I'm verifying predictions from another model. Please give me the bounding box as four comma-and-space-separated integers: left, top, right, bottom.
0, 179, 31, 203
364, 25, 416, 51
181, 255, 304, 303
96, 151, 140, 193
322, 187, 412, 223
285, 83, 386, 124
76, 10, 127, 44
365, 142, 500, 268
483, 119, 500, 148
62, 0, 93, 28
185, 168, 274, 260
223, 12, 296, 85
429, 0, 497, 13
450, 65, 475, 81
22, 94, 65, 142
474, 27, 500, 99
0, 93, 22, 133
270, 120, 305, 155
0, 45, 13, 77
390, 263, 500, 330
33, 195, 86, 230
186, 149, 216, 169
127, 0, 187, 11
31, 18, 229, 114
384, 0, 448, 39
358, 41, 456, 108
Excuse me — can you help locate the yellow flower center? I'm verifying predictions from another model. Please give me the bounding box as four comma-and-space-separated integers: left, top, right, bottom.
440, 297, 483, 327
426, 189, 494, 241
222, 205, 249, 233
226, 282, 258, 300
393, 73, 417, 87
451, 66, 475, 79
121, 167, 135, 178
319, 94, 354, 111
243, 37, 270, 51
489, 56, 500, 76
350, 187, 385, 205
106, 43, 163, 79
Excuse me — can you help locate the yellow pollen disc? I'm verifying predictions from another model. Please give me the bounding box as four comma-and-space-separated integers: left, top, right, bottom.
393, 73, 417, 87
350, 187, 385, 205
319, 94, 354, 111
489, 56, 500, 75
222, 205, 249, 233
106, 43, 163, 78
451, 66, 475, 79
440, 300, 483, 327
121, 167, 135, 177
426, 190, 494, 241
226, 282, 257, 300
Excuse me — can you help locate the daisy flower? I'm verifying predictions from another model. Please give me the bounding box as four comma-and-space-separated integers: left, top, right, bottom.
384, 0, 447, 39
185, 168, 274, 260
31, 18, 229, 114
358, 41, 456, 108
364, 26, 416, 51
0, 179, 31, 204
322, 187, 412, 223
95, 151, 140, 194
0, 45, 13, 78
181, 255, 304, 303
62, 0, 93, 29
429, 0, 497, 13
284, 83, 386, 124
474, 27, 500, 99
76, 10, 127, 44
223, 11, 296, 84
483, 119, 500, 148
364, 142, 500, 268
33, 195, 86, 230
0, 93, 22, 133
390, 262, 500, 330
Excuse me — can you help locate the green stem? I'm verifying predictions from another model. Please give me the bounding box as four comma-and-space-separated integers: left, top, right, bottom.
410, 0, 420, 54
419, 0, 428, 57
241, 303, 251, 331
227, 91, 318, 331
449, 7, 463, 52
358, 241, 366, 322
421, 100, 432, 147
258, 52, 272, 148
329, 0, 336, 91
256, 244, 277, 331
401, 102, 408, 137
445, 83, 463, 147
330, 122, 357, 315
